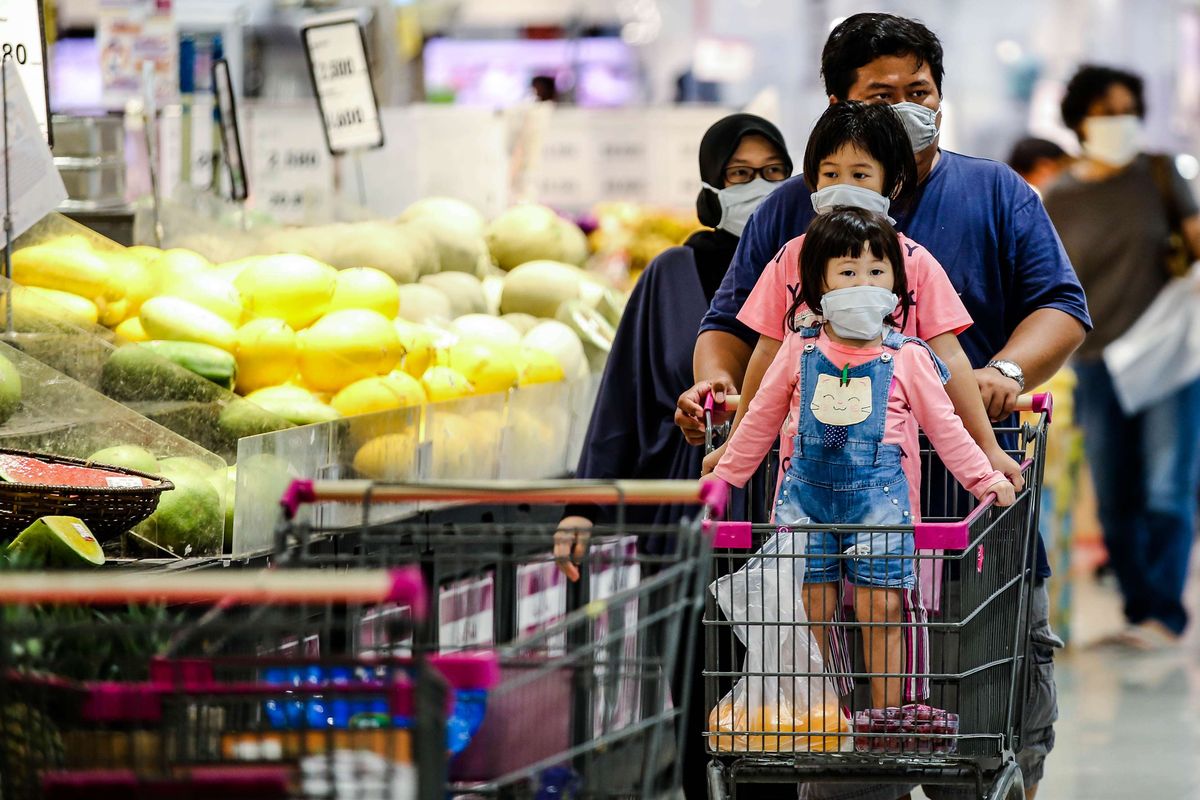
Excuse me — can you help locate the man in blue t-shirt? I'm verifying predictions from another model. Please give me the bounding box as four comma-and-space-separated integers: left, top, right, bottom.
679, 14, 1091, 800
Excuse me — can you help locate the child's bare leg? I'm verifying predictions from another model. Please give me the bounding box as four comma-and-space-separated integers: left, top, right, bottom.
855, 586, 905, 708
801, 582, 840, 660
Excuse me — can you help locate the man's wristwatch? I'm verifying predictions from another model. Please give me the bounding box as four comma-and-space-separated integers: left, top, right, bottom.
986, 359, 1025, 392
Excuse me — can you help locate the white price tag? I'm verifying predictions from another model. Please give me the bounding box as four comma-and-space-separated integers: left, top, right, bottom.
0, 60, 64, 236
105, 475, 145, 488
248, 103, 334, 224
0, 0, 51, 144
302, 17, 383, 155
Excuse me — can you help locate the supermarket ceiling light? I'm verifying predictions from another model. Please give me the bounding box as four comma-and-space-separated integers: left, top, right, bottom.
617, 0, 661, 45
693, 38, 755, 83
1177, 154, 1200, 181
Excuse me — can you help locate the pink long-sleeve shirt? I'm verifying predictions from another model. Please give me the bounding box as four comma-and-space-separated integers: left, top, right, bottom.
736, 232, 973, 341
713, 329, 1006, 520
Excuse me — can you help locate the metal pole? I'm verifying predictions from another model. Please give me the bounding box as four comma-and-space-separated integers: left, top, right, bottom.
3, 56, 14, 336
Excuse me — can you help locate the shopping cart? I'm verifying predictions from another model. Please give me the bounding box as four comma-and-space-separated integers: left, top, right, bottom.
0, 566, 495, 800
701, 393, 1053, 800
273, 478, 723, 798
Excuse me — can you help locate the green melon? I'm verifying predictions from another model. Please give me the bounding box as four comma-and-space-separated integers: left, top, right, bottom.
0, 351, 21, 424
87, 445, 159, 476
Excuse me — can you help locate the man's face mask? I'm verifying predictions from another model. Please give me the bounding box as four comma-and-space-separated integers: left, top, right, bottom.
891, 102, 940, 153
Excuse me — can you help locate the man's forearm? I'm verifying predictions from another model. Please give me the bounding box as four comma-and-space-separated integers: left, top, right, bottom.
694, 329, 754, 388
991, 308, 1087, 388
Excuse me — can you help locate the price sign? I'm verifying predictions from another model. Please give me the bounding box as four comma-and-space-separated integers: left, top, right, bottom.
248, 104, 334, 224
301, 17, 383, 155
0, 0, 51, 145
211, 58, 247, 201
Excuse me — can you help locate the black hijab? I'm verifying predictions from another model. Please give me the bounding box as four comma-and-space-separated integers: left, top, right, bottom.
690, 113, 792, 301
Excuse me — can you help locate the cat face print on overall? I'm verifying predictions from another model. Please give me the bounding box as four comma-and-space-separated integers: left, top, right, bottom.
810, 373, 873, 426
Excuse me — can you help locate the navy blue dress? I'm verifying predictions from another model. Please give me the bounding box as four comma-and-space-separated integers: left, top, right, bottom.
568, 230, 755, 527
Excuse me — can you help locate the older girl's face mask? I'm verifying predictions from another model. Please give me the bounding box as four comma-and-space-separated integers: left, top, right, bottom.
810, 184, 896, 224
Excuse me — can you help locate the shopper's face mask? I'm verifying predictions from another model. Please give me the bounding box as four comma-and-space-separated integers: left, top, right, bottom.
820, 285, 898, 340
891, 101, 940, 153
1082, 114, 1141, 168
810, 184, 896, 224
701, 178, 775, 237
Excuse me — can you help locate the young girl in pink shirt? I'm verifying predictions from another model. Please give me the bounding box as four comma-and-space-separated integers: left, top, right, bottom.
710, 208, 1016, 710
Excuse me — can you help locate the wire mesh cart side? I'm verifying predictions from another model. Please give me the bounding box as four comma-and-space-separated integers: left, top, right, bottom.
702, 395, 1052, 800
0, 568, 489, 800
273, 477, 724, 798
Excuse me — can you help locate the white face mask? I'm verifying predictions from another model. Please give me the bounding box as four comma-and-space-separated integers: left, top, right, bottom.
892, 102, 940, 153
702, 177, 775, 237
810, 184, 896, 224
1082, 115, 1141, 168
821, 285, 898, 341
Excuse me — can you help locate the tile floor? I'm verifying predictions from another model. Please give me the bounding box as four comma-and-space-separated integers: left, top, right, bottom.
915, 565, 1200, 799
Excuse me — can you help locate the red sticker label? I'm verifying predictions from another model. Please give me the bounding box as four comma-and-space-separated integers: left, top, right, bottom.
976, 545, 985, 573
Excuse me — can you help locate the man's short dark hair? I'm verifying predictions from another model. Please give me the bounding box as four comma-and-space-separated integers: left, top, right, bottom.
1060, 65, 1145, 136
821, 13, 945, 100
1006, 137, 1067, 177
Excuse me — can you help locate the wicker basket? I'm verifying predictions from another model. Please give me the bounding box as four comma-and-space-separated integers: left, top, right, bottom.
0, 449, 174, 542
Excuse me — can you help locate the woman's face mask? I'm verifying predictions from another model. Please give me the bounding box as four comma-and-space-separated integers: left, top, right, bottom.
1081, 115, 1141, 168
891, 102, 940, 153
810, 184, 896, 224
701, 178, 775, 237
820, 285, 898, 340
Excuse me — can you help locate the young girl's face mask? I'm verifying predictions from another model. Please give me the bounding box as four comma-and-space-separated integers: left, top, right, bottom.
820, 285, 898, 340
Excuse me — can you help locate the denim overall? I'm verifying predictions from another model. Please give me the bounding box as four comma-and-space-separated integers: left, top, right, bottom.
775, 325, 950, 589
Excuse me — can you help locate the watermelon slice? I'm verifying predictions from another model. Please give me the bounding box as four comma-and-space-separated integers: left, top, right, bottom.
6, 516, 105, 566
0, 453, 155, 489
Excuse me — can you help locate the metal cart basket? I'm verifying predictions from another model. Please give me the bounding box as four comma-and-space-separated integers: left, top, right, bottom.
703, 394, 1053, 800
273, 478, 723, 799
0, 567, 471, 800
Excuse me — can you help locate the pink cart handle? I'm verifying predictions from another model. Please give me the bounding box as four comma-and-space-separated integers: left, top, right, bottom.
0, 567, 425, 609
1013, 392, 1053, 423
699, 477, 729, 518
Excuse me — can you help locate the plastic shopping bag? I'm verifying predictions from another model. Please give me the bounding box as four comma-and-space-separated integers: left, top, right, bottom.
707, 529, 850, 752
1104, 263, 1200, 415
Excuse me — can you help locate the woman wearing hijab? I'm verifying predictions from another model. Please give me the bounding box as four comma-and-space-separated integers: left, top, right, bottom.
557, 113, 792, 537
554, 113, 791, 799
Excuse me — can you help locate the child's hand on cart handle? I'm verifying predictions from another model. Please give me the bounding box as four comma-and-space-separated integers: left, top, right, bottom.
987, 479, 1017, 507
554, 516, 593, 582
702, 442, 726, 476
985, 447, 1025, 493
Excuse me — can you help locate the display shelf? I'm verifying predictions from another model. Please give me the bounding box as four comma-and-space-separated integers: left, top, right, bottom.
0, 339, 227, 557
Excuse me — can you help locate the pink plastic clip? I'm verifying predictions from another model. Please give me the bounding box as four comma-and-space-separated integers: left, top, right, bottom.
279, 479, 316, 519
699, 478, 729, 518
1030, 392, 1053, 424
80, 682, 164, 723
703, 519, 752, 549
386, 566, 428, 622
430, 652, 501, 690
